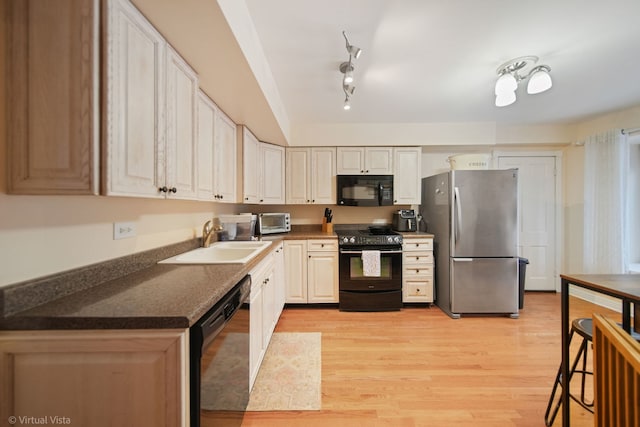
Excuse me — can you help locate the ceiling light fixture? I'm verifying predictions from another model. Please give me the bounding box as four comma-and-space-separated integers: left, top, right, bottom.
339, 31, 362, 110
494, 56, 552, 107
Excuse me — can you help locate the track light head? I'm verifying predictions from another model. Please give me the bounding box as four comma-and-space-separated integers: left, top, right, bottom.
343, 31, 362, 59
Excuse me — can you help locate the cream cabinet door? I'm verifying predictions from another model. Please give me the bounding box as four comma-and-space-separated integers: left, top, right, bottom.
365, 147, 394, 174
284, 240, 308, 303
311, 147, 337, 204
393, 147, 421, 205
249, 278, 264, 390
337, 147, 393, 175
308, 251, 339, 303
273, 242, 286, 318
286, 148, 311, 204
261, 143, 285, 204
165, 46, 198, 199
337, 147, 365, 174
7, 0, 100, 195
286, 147, 335, 204
103, 0, 166, 198
196, 91, 216, 200
0, 329, 189, 427
213, 109, 238, 202
242, 127, 261, 204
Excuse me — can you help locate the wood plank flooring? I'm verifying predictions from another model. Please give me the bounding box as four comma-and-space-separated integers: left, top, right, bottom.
242, 293, 620, 427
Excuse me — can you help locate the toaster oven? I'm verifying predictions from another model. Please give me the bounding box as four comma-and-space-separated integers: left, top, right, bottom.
256, 213, 291, 235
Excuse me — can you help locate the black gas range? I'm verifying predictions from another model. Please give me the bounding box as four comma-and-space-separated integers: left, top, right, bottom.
336, 226, 403, 311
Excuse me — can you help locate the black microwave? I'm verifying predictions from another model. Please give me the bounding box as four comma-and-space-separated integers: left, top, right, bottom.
337, 175, 394, 206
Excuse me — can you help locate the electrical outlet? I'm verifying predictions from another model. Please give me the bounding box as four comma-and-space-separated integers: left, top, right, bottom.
113, 222, 136, 240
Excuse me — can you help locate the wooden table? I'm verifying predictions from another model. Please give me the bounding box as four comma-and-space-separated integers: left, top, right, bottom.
559, 274, 640, 426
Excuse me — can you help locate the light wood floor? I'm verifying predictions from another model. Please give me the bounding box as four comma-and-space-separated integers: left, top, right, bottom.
241, 293, 621, 427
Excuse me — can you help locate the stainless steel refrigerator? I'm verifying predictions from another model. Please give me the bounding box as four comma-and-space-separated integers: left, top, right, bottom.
420, 169, 519, 319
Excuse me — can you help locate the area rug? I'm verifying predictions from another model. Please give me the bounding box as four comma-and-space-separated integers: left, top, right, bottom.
247, 332, 322, 411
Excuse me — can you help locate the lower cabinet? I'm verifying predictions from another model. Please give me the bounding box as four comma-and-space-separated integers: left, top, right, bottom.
284, 239, 339, 303
249, 242, 285, 389
402, 237, 435, 303
0, 329, 189, 426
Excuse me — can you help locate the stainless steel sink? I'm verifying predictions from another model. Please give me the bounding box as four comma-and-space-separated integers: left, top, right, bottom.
158, 241, 271, 264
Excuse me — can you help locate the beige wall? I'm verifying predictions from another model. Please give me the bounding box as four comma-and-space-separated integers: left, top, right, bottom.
0, 3, 238, 287
2, 0, 639, 292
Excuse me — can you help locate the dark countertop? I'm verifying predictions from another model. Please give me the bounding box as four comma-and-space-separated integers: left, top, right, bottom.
0, 226, 338, 332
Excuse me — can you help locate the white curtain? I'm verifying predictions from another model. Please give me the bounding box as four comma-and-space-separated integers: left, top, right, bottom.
583, 129, 630, 273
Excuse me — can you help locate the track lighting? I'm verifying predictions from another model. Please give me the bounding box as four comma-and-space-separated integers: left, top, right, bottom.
494, 56, 552, 107
343, 31, 361, 59
339, 31, 362, 110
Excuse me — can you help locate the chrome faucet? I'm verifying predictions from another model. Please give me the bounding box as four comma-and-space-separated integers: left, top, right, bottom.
202, 220, 214, 248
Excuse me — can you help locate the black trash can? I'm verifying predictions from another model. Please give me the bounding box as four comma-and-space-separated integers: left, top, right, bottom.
518, 257, 529, 309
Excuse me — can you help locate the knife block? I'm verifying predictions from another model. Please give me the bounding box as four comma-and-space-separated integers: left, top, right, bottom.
321, 218, 333, 233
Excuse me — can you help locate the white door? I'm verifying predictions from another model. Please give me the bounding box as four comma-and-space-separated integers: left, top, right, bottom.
498, 156, 557, 291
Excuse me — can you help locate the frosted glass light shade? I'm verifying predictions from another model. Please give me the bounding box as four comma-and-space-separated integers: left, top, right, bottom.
495, 73, 517, 96
343, 69, 354, 84
495, 90, 516, 107
527, 69, 552, 94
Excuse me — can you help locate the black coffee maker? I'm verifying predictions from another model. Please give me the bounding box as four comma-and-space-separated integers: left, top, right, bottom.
391, 209, 417, 232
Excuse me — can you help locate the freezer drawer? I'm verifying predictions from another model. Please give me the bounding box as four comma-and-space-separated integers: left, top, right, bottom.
450, 257, 518, 314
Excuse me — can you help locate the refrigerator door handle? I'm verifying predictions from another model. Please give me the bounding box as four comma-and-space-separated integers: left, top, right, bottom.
454, 186, 462, 243
453, 258, 473, 262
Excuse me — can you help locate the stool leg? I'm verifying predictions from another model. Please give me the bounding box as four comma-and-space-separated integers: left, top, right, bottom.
544, 330, 576, 426
578, 340, 594, 409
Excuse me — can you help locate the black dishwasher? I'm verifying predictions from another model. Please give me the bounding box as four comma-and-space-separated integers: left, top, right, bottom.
190, 275, 251, 427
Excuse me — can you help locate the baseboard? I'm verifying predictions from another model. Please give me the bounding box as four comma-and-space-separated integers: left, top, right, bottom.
569, 287, 622, 313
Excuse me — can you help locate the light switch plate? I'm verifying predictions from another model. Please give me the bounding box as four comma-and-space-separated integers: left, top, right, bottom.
114, 222, 136, 240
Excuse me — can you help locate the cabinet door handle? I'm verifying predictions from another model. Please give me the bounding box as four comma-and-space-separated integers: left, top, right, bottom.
158, 186, 168, 193
169, 187, 177, 193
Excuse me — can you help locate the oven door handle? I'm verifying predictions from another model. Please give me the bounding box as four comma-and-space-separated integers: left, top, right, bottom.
339, 249, 403, 254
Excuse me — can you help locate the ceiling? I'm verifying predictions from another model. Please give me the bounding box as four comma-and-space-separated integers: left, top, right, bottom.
134, 1, 640, 146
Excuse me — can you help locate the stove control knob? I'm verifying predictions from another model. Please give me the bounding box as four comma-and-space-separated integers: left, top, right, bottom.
394, 236, 401, 244
387, 236, 393, 243
349, 237, 356, 244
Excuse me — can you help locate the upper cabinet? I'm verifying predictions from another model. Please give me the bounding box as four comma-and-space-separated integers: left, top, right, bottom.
103, 0, 167, 198
337, 147, 393, 175
6, 0, 100, 195
286, 147, 336, 204
242, 127, 261, 204
393, 147, 422, 205
242, 127, 285, 204
196, 91, 216, 200
103, 0, 200, 200
165, 46, 198, 200
261, 143, 285, 204
213, 109, 238, 203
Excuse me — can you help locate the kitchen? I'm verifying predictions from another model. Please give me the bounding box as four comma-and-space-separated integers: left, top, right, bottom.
1, 1, 640, 426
